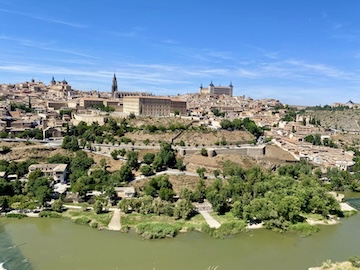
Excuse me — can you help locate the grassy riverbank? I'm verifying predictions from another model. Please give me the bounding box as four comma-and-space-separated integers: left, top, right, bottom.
121, 212, 207, 238
62, 209, 112, 228
22, 209, 113, 229
3, 203, 356, 240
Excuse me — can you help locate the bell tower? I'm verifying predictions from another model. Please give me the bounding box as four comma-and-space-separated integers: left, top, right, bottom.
111, 73, 118, 98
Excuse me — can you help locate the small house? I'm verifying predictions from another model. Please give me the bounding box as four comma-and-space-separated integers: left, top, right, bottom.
114, 187, 135, 199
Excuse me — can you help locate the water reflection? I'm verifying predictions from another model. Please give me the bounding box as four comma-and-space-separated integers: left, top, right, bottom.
2, 214, 360, 270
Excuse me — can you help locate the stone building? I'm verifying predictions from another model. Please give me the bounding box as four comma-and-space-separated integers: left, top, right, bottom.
79, 98, 105, 109
123, 96, 187, 116
28, 164, 68, 183
48, 77, 72, 98
199, 81, 233, 96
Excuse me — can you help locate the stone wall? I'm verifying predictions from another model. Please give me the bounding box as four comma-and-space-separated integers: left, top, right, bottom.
177, 145, 266, 158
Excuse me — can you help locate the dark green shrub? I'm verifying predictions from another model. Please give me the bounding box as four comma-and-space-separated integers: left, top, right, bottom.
6, 213, 27, 219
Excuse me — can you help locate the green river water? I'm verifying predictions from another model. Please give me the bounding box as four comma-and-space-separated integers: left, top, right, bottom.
2, 191, 360, 270
1, 211, 360, 270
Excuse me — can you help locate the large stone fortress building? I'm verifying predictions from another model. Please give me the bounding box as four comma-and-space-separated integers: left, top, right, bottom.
199, 81, 233, 96
123, 96, 187, 116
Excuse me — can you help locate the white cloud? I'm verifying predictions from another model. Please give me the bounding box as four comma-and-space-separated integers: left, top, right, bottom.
0, 8, 86, 28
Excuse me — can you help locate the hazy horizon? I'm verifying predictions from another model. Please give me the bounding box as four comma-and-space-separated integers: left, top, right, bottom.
1, 0, 360, 106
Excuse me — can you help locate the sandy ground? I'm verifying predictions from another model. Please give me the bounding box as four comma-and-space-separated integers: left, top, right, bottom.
306, 218, 339, 226
247, 222, 264, 229
340, 202, 357, 212
107, 209, 121, 231
309, 261, 355, 270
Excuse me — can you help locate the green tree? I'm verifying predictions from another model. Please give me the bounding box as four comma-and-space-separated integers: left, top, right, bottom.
179, 140, 185, 147
34, 183, 51, 206
0, 179, 15, 197
213, 170, 220, 178
62, 135, 79, 151
152, 154, 164, 172
143, 153, 155, 165
196, 167, 206, 179
110, 150, 119, 160
72, 177, 90, 197
140, 165, 154, 176
278, 196, 301, 223
126, 150, 139, 169
1, 146, 11, 154
93, 200, 103, 214
192, 179, 206, 203
28, 170, 43, 184
220, 119, 233, 130
231, 201, 243, 219
51, 199, 63, 212
0, 196, 10, 211
143, 175, 174, 201
111, 164, 134, 184
173, 199, 194, 220
158, 187, 175, 201
200, 148, 208, 156
158, 142, 176, 168
175, 157, 186, 171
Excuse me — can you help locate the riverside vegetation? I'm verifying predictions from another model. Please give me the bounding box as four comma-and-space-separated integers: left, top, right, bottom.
1, 116, 360, 239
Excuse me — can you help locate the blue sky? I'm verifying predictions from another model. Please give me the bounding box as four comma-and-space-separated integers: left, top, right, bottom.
1, 0, 360, 105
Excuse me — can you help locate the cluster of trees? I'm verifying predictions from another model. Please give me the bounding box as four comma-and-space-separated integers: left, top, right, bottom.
140, 142, 185, 175
307, 117, 321, 126
280, 108, 297, 122
155, 143, 185, 171
179, 161, 348, 231
140, 122, 189, 133
110, 148, 127, 160
305, 105, 353, 111
304, 134, 337, 148
10, 102, 33, 113
0, 159, 37, 178
118, 196, 194, 220
0, 158, 52, 210
90, 104, 115, 112
0, 128, 42, 140
114, 158, 358, 233
326, 167, 360, 191
64, 118, 133, 148
212, 108, 226, 117
59, 109, 73, 118
143, 175, 175, 201
220, 118, 264, 138
301, 117, 321, 126
62, 135, 80, 151
17, 128, 43, 140
119, 175, 194, 220
110, 142, 185, 177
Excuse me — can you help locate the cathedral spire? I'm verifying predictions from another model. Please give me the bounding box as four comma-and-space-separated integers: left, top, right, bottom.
111, 73, 118, 97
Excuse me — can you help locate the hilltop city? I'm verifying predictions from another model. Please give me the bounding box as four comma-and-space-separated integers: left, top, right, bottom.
0, 74, 357, 170
0, 74, 359, 241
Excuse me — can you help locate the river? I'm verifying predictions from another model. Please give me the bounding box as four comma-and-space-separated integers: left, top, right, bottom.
0, 210, 360, 270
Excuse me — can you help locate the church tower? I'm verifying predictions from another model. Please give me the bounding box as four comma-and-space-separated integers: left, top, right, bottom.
111, 73, 118, 98
50, 76, 56, 86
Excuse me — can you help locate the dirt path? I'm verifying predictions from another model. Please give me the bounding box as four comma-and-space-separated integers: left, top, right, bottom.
199, 211, 221, 229
107, 209, 121, 231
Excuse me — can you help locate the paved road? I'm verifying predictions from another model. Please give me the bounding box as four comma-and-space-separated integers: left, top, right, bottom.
108, 209, 121, 231
199, 211, 221, 229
